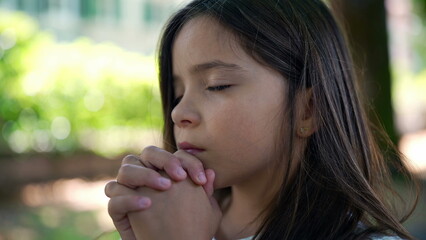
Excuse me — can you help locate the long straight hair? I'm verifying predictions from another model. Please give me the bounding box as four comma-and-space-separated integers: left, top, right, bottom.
157, 0, 419, 239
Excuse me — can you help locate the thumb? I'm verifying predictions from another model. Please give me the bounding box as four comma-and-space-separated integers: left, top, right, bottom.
202, 168, 215, 197
203, 169, 222, 221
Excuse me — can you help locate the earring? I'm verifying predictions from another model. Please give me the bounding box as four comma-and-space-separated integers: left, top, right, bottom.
300, 127, 309, 134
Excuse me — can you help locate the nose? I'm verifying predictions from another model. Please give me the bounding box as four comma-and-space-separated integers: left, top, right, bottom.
171, 95, 201, 128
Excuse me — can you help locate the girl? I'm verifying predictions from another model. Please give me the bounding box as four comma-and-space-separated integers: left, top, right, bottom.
104, 0, 419, 239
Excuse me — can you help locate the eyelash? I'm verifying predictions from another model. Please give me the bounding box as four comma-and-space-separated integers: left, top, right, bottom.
173, 85, 232, 106
206, 85, 232, 91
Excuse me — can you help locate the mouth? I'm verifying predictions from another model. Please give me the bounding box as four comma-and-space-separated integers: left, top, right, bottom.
178, 142, 205, 155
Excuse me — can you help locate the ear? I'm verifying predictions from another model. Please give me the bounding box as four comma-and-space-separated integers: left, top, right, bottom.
296, 88, 317, 138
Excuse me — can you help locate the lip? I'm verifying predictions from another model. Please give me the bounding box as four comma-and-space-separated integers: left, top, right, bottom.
178, 142, 205, 154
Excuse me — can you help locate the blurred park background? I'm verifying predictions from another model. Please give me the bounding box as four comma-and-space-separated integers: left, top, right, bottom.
0, 0, 425, 239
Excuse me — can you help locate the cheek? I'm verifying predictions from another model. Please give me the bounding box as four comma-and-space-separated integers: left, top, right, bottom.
208, 102, 280, 187
207, 99, 279, 151
203, 95, 284, 187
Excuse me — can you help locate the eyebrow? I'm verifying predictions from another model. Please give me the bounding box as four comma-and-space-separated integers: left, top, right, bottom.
173, 60, 246, 83
190, 60, 245, 73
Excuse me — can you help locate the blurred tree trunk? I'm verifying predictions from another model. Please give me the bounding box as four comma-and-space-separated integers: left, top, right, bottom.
330, 0, 398, 143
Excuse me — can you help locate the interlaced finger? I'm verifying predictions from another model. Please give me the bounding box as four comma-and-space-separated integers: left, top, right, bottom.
108, 195, 151, 240
173, 150, 207, 185
122, 154, 143, 166
105, 180, 135, 197
139, 146, 187, 181
117, 164, 172, 190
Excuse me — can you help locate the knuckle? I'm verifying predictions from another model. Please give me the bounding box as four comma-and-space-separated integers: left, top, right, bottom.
141, 145, 158, 158
117, 165, 134, 183
121, 154, 139, 165
117, 176, 135, 188
119, 164, 134, 174
104, 181, 116, 196
115, 174, 126, 184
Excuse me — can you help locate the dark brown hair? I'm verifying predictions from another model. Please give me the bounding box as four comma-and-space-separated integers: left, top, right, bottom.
157, 0, 419, 239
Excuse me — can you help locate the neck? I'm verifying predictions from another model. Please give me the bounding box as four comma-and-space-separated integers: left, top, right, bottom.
215, 166, 280, 240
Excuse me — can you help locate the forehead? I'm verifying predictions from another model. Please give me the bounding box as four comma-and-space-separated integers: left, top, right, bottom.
171, 16, 249, 74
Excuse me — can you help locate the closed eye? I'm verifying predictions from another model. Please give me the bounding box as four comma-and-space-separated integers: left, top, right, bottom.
173, 85, 231, 106
206, 85, 232, 91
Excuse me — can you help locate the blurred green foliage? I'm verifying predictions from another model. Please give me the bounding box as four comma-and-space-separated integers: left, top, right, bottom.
0, 11, 162, 157
96, 231, 121, 240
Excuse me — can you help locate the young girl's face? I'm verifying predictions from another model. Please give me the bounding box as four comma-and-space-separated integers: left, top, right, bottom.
172, 16, 287, 189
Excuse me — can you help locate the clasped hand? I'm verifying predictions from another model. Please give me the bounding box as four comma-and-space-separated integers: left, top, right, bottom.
104, 146, 222, 240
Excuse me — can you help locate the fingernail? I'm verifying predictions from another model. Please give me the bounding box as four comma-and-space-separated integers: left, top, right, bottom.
138, 197, 150, 208
197, 172, 207, 183
176, 168, 187, 177
159, 177, 171, 187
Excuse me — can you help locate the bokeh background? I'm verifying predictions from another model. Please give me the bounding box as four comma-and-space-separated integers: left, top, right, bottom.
0, 0, 425, 239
